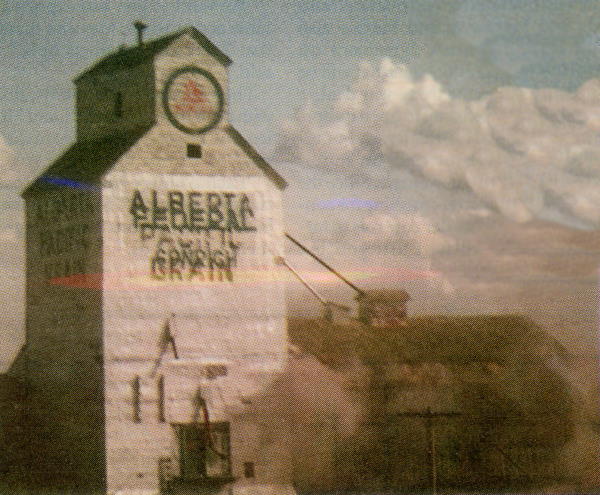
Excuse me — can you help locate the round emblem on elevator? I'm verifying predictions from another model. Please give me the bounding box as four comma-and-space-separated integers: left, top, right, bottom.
162, 66, 224, 134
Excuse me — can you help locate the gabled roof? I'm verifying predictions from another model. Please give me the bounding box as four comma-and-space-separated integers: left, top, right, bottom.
226, 125, 287, 190
22, 124, 286, 197
74, 26, 232, 82
21, 126, 151, 197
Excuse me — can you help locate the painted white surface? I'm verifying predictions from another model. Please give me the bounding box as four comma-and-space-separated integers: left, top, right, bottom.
102, 170, 288, 492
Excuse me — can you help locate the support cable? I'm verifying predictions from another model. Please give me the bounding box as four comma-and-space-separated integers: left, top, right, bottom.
279, 256, 326, 304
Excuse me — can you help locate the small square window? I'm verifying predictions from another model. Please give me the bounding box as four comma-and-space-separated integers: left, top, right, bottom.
244, 462, 255, 478
187, 144, 202, 158
205, 364, 228, 380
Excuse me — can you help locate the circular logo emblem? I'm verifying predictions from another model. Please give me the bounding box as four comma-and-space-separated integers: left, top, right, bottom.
162, 66, 224, 134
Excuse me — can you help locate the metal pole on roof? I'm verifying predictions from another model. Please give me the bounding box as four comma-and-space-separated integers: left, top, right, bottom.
134, 21, 147, 46
285, 233, 365, 297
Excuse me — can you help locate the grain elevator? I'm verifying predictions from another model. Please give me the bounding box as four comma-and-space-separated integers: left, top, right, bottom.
20, 25, 295, 495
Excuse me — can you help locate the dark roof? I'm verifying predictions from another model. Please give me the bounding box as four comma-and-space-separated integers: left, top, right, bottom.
288, 313, 560, 367
22, 126, 150, 197
226, 125, 288, 189
357, 289, 411, 303
74, 26, 232, 82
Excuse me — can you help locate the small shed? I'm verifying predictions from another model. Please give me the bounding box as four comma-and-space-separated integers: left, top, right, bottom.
357, 289, 410, 327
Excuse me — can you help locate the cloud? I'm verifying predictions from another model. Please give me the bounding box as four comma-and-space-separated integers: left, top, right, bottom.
274, 58, 600, 406
339, 212, 454, 257
315, 198, 381, 209
275, 58, 600, 229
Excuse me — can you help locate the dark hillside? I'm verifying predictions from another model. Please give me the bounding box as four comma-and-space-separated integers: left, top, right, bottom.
288, 315, 576, 493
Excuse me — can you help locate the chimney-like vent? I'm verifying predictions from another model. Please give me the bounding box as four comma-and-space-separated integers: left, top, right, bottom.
134, 21, 147, 46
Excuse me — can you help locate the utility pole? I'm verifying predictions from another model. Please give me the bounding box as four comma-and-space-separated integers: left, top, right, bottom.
394, 408, 462, 495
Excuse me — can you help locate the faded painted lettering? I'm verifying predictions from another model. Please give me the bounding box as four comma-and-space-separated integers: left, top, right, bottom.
36, 191, 93, 282
129, 189, 256, 240
150, 236, 240, 282
130, 189, 258, 282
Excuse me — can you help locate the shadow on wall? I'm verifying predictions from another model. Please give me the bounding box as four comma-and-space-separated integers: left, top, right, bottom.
0, 373, 28, 489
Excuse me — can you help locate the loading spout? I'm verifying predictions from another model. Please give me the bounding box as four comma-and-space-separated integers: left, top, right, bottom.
285, 233, 364, 296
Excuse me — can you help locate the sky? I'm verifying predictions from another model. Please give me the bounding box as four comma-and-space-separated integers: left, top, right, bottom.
1, 1, 600, 383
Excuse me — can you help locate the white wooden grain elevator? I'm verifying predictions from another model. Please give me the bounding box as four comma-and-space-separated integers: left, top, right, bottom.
21, 25, 295, 495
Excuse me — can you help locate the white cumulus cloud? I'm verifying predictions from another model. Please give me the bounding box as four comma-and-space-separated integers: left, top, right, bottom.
349, 212, 455, 257
275, 59, 600, 229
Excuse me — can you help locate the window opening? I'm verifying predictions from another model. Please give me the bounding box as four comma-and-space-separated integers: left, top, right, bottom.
187, 143, 202, 158
244, 462, 255, 478
158, 375, 165, 423
205, 364, 227, 380
176, 423, 231, 479
132, 376, 141, 423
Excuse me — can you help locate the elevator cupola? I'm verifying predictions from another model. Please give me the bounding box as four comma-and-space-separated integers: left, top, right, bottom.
73, 26, 232, 142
